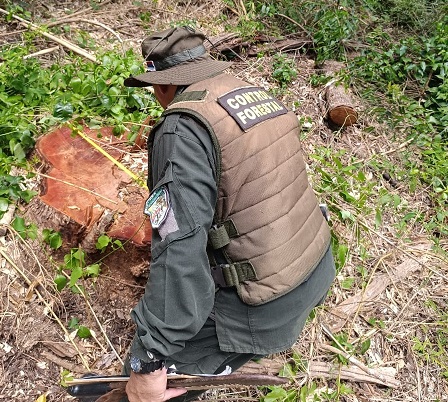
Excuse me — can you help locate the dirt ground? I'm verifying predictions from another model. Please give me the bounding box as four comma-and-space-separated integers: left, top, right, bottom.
1, 1, 447, 401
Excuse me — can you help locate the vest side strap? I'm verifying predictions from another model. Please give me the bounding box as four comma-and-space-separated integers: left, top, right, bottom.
208, 225, 230, 249
222, 261, 257, 287
208, 220, 239, 250
223, 219, 239, 237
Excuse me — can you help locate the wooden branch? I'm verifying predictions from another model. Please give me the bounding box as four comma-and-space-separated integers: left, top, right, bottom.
206, 33, 312, 58
0, 28, 27, 37
0, 8, 97, 62
237, 357, 285, 376
324, 257, 424, 333
325, 81, 358, 127
275, 13, 309, 36
320, 343, 395, 387
308, 361, 400, 388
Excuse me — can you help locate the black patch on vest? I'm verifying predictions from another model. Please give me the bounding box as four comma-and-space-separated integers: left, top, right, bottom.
217, 86, 288, 130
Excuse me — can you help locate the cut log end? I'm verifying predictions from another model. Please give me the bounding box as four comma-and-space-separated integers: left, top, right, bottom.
321, 60, 359, 129
328, 105, 358, 128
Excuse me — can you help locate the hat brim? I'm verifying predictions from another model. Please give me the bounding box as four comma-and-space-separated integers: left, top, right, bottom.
124, 58, 232, 87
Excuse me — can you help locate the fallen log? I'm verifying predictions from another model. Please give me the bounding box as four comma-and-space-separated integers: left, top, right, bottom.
207, 33, 312, 58
321, 61, 358, 128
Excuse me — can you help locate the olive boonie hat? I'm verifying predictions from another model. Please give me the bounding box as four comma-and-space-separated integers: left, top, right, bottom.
124, 26, 232, 87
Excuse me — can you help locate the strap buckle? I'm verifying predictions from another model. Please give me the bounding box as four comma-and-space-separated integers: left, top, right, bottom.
210, 261, 257, 288
210, 264, 230, 288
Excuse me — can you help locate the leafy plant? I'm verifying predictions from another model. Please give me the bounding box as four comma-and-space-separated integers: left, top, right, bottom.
42, 229, 63, 250
60, 369, 74, 387
11, 216, 37, 240
413, 309, 448, 379
348, 15, 448, 236
95, 234, 123, 253
68, 317, 92, 339
0, 174, 37, 219
272, 54, 298, 88
54, 248, 101, 292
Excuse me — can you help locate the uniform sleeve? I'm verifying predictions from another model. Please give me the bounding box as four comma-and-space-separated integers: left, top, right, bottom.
130, 114, 217, 361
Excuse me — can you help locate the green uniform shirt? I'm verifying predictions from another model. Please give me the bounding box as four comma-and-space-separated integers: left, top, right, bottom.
130, 113, 335, 362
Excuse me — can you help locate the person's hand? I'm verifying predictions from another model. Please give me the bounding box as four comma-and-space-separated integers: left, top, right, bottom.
125, 367, 187, 402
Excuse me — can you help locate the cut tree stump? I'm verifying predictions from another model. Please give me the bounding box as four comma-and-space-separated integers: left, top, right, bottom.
321, 61, 358, 128
28, 125, 152, 252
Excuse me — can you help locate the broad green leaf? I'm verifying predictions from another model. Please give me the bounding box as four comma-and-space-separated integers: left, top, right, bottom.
360, 338, 371, 354
375, 209, 382, 228
27, 223, 38, 240
100, 94, 111, 109
48, 232, 63, 249
108, 86, 120, 97
263, 386, 288, 402
11, 216, 26, 234
340, 210, 353, 221
69, 266, 83, 287
20, 189, 37, 203
111, 104, 123, 115
54, 274, 67, 292
341, 277, 355, 290
77, 326, 92, 339
96, 234, 110, 250
72, 249, 85, 264
42, 229, 52, 242
284, 390, 298, 402
112, 124, 125, 136
53, 102, 74, 119
70, 77, 82, 93
85, 264, 100, 277
337, 244, 348, 268
68, 317, 79, 329
11, 142, 26, 161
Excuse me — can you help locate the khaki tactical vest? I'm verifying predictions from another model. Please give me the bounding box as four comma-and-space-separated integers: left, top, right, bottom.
150, 73, 331, 305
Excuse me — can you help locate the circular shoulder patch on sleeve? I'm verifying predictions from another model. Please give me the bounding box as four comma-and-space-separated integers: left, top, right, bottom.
144, 186, 170, 228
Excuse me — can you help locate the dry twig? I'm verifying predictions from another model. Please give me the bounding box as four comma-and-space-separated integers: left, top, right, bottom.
0, 243, 91, 370
0, 7, 97, 62
23, 46, 60, 59
46, 18, 124, 51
